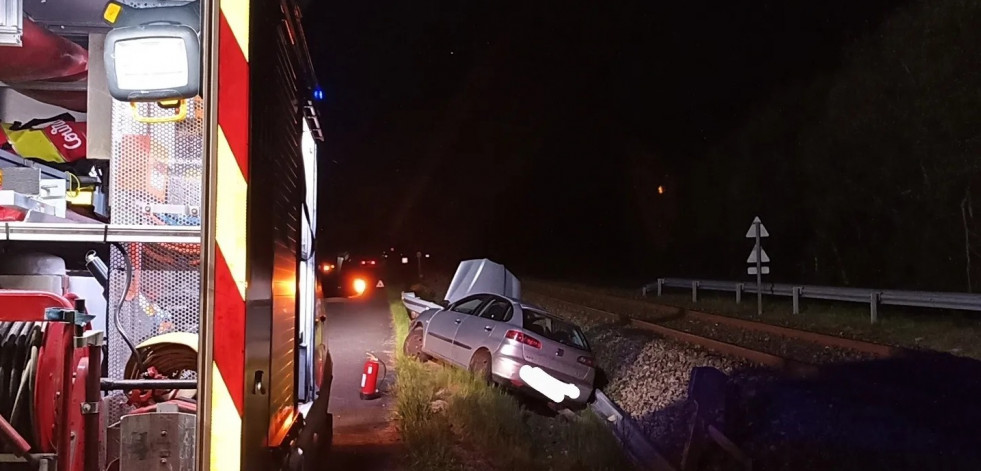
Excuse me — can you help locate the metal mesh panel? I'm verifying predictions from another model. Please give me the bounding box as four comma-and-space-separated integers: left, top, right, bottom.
105, 242, 201, 420
110, 99, 204, 226
105, 97, 204, 422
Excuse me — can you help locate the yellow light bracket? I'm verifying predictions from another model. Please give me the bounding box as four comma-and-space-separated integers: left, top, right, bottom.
130, 100, 189, 124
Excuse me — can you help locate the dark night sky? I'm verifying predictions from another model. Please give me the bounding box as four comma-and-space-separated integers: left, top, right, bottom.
304, 1, 907, 281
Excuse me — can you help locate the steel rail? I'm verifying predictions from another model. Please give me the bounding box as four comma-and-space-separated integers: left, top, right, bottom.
534, 290, 903, 359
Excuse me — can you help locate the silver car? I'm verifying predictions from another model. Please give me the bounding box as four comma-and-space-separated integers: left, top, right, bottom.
403, 293, 596, 406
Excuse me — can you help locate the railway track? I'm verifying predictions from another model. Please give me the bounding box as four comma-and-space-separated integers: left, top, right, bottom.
528, 291, 908, 377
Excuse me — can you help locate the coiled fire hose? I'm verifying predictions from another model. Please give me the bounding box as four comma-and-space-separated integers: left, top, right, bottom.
123, 332, 199, 405
0, 321, 43, 452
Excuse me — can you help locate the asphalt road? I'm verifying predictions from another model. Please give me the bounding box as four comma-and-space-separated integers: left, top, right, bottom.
324, 287, 403, 470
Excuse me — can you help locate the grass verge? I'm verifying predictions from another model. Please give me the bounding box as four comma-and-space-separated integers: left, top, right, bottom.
388, 288, 633, 471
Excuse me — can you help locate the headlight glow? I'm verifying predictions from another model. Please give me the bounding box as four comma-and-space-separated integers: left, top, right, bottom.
353, 278, 367, 296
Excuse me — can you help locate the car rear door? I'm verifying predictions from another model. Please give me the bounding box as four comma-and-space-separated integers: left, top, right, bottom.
425, 295, 488, 363
451, 296, 514, 364
519, 310, 593, 380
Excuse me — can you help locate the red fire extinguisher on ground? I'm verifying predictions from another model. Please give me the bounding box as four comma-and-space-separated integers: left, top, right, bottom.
360, 353, 386, 400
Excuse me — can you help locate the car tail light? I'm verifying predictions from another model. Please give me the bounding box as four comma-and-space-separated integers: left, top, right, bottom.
505, 330, 542, 349
577, 356, 594, 367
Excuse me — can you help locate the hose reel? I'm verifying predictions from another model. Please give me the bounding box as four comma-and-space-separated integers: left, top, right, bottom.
0, 321, 43, 451
123, 332, 198, 406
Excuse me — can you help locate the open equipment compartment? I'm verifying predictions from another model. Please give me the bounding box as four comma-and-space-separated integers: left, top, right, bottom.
0, 1, 328, 470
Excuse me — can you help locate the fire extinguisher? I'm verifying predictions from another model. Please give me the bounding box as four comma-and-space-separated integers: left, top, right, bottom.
360, 353, 386, 400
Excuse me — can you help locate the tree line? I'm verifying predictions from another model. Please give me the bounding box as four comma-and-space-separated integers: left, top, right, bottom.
670, 0, 981, 292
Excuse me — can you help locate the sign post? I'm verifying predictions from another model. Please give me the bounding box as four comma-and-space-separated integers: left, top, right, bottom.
416, 251, 423, 279
745, 217, 770, 316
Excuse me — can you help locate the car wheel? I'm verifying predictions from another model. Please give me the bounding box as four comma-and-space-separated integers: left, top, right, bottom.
403, 328, 431, 361
469, 350, 492, 384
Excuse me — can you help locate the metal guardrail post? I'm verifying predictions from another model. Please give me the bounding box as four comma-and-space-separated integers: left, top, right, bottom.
870, 293, 879, 324
735, 283, 743, 304
792, 287, 802, 315
657, 278, 664, 297
692, 281, 699, 303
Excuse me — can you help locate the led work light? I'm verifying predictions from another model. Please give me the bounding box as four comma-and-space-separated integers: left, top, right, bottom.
102, 1, 202, 102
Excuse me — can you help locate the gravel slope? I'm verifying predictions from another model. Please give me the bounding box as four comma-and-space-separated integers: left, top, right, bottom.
527, 291, 981, 471
526, 294, 755, 464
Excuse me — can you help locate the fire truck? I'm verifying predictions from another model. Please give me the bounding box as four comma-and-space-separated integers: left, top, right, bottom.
0, 0, 331, 470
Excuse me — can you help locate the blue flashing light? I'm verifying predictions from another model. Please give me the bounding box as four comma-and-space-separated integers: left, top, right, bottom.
313, 87, 324, 101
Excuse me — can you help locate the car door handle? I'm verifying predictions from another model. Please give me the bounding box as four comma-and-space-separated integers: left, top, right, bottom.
484, 326, 493, 332
454, 319, 462, 324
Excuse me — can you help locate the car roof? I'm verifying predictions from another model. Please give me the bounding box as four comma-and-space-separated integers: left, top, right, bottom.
463, 293, 541, 310
465, 295, 582, 328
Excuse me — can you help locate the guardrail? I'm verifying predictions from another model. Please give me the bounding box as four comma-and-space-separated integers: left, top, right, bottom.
590, 389, 675, 471
644, 278, 981, 323
401, 291, 443, 318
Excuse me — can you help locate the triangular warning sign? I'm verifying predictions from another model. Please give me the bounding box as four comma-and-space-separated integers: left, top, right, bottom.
376, 280, 385, 288
747, 245, 770, 264
745, 216, 770, 238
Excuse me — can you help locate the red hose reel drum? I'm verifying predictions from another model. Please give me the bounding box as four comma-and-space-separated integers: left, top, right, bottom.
0, 290, 89, 463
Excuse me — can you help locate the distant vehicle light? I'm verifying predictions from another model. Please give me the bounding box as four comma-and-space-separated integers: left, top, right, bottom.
401, 257, 409, 264
657, 185, 665, 195
425, 254, 431, 258
353, 278, 367, 296
370, 260, 377, 265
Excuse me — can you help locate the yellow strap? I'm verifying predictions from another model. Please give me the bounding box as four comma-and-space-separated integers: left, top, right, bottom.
129, 100, 189, 124
66, 173, 81, 198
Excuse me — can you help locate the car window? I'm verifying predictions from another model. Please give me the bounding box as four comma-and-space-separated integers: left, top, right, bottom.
522, 309, 590, 351
478, 298, 513, 322
450, 296, 486, 315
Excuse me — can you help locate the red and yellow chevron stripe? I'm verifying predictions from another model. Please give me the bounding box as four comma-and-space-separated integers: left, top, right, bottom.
211, 0, 250, 469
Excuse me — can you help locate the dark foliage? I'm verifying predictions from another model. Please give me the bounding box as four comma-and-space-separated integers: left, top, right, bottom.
671, 0, 981, 291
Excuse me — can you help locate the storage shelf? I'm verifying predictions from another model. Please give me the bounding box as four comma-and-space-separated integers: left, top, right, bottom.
0, 189, 55, 214
1, 222, 201, 243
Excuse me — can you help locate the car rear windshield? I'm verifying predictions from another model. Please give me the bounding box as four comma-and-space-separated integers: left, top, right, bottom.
522, 310, 590, 351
